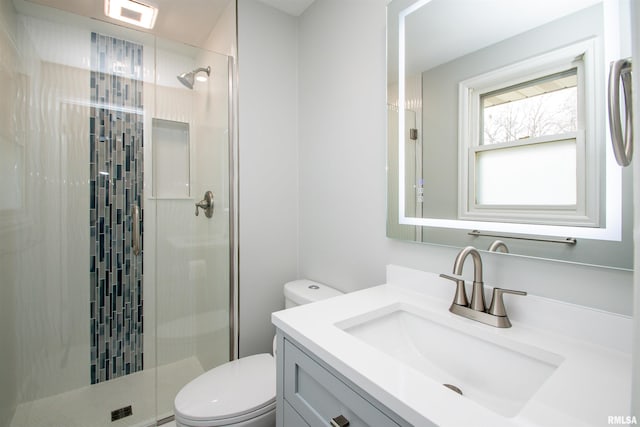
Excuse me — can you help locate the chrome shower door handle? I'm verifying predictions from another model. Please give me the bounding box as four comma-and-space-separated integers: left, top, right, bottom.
608, 58, 633, 167
132, 205, 141, 256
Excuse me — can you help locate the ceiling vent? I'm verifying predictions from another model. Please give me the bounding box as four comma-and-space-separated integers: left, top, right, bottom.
104, 0, 158, 29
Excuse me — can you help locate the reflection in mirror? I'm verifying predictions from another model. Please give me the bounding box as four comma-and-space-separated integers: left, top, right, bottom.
387, 0, 633, 269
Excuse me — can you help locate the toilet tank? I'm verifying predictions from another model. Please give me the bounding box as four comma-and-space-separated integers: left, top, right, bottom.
284, 279, 342, 308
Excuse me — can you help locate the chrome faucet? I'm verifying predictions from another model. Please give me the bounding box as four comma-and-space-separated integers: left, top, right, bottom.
440, 246, 526, 328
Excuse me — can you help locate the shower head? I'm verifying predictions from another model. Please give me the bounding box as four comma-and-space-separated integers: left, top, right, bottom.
177, 66, 211, 89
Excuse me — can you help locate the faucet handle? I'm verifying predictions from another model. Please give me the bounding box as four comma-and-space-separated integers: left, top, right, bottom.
439, 273, 469, 307
488, 288, 527, 317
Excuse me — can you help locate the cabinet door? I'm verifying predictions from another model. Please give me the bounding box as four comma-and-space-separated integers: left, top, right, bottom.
284, 340, 400, 427
284, 400, 310, 426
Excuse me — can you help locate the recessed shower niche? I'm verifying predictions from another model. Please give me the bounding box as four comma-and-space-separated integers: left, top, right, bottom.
152, 118, 192, 199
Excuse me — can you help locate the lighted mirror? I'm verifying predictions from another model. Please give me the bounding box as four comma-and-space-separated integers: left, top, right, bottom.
387, 0, 633, 269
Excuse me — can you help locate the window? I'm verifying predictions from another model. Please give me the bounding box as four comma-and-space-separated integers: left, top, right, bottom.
458, 40, 599, 227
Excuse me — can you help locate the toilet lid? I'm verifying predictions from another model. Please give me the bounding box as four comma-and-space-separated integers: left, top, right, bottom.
174, 353, 276, 422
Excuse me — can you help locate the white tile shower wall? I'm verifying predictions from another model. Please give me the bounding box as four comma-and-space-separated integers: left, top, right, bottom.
18, 13, 90, 72
148, 75, 198, 368
12, 15, 92, 402
0, 1, 20, 424
148, 51, 200, 368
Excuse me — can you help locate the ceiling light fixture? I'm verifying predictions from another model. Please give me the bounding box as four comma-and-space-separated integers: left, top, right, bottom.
104, 0, 158, 29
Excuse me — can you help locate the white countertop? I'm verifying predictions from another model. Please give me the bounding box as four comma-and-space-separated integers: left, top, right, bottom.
272, 265, 632, 427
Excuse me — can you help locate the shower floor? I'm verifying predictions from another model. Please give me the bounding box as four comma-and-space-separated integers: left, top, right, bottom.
9, 357, 204, 427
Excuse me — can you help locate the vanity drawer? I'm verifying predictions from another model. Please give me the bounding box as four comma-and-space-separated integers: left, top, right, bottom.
283, 339, 400, 427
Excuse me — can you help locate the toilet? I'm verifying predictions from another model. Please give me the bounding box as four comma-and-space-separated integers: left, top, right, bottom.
173, 279, 343, 427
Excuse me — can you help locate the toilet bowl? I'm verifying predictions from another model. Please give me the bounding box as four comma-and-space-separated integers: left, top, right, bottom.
174, 280, 343, 427
174, 354, 275, 427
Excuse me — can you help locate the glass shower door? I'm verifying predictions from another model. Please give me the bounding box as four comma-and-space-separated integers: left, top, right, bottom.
0, 1, 234, 425
150, 41, 232, 422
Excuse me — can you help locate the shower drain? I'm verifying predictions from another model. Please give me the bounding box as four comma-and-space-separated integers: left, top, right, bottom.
443, 383, 463, 395
111, 405, 133, 422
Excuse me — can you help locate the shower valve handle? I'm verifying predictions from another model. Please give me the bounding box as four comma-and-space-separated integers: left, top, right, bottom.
195, 191, 214, 218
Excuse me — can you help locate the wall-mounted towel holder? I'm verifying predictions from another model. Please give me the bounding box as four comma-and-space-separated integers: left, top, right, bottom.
608, 58, 633, 167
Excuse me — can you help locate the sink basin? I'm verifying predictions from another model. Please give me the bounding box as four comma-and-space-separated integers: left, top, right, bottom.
336, 303, 564, 417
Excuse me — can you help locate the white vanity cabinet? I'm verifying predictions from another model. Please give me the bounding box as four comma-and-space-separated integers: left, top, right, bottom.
277, 334, 411, 427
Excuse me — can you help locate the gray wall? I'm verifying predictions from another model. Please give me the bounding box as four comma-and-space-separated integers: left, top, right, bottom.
297, 0, 390, 290
237, 0, 299, 357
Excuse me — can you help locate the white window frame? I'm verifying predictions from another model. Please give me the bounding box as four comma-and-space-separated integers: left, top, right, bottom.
458, 39, 600, 227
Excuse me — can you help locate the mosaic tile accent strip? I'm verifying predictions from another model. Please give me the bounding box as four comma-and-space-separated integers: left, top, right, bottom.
89, 32, 144, 384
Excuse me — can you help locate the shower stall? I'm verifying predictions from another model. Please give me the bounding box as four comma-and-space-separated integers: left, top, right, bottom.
0, 0, 236, 425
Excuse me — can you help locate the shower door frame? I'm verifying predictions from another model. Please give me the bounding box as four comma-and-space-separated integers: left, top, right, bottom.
227, 54, 239, 363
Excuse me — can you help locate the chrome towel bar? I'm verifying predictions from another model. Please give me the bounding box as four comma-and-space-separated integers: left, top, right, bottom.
468, 230, 577, 245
